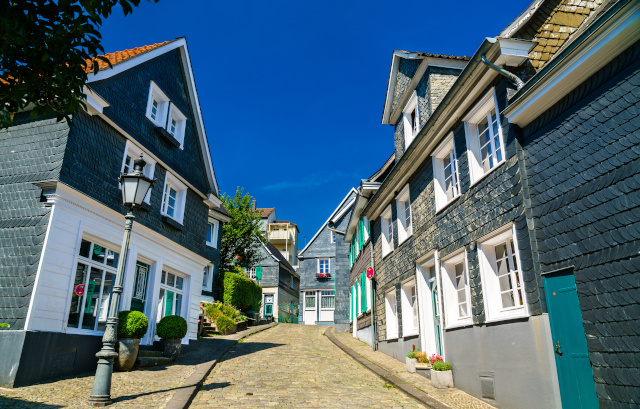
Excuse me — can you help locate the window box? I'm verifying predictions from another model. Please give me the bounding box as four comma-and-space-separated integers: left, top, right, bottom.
432, 133, 461, 212
315, 272, 331, 279
396, 185, 412, 245
155, 126, 181, 148
162, 215, 183, 230
381, 205, 394, 257
464, 88, 505, 186
441, 249, 473, 329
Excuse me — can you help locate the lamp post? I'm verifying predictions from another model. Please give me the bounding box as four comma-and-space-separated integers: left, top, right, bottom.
88, 155, 155, 407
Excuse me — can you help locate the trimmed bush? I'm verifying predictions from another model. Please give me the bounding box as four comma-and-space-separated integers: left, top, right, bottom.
117, 311, 148, 339
432, 361, 452, 371
216, 315, 234, 334
218, 271, 262, 311
156, 315, 187, 339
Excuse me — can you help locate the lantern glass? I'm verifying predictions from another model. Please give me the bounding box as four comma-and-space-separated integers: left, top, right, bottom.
134, 178, 152, 205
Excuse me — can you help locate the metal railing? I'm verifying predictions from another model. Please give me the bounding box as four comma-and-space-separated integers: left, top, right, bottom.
278, 302, 299, 324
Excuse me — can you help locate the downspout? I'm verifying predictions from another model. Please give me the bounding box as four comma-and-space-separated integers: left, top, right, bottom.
480, 54, 525, 90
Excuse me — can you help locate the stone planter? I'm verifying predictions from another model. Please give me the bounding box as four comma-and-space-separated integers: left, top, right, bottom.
160, 338, 182, 361
415, 362, 431, 371
431, 369, 454, 388
406, 357, 417, 373
114, 338, 140, 372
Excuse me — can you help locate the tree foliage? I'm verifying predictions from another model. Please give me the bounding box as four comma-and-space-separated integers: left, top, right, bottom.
219, 187, 265, 274
0, 0, 159, 128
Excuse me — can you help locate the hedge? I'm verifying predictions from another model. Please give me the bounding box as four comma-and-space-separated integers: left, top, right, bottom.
218, 271, 262, 311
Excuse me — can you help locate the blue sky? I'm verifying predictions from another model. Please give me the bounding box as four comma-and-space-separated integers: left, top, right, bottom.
99, 0, 532, 244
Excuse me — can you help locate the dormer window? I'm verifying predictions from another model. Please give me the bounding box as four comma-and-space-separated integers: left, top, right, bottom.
146, 81, 170, 126
167, 103, 187, 148
146, 81, 187, 149
402, 91, 420, 149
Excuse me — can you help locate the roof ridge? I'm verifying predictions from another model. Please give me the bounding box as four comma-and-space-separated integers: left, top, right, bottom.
85, 39, 176, 73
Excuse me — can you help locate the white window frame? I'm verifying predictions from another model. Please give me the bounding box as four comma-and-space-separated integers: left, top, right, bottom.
432, 133, 461, 212
305, 291, 317, 309
385, 288, 399, 339
395, 184, 412, 244
202, 265, 212, 290
246, 267, 256, 280
120, 141, 156, 204
477, 224, 529, 323
156, 269, 186, 324
464, 88, 505, 186
441, 249, 473, 329
161, 172, 188, 224
146, 81, 170, 126
320, 290, 335, 310
401, 278, 419, 337
318, 258, 330, 275
402, 91, 420, 149
381, 205, 394, 257
206, 219, 219, 248
167, 103, 187, 149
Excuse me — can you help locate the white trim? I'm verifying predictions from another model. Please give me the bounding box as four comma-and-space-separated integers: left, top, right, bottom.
120, 141, 156, 203
395, 184, 412, 244
161, 172, 188, 224
381, 205, 394, 257
145, 81, 170, 126
402, 91, 420, 149
206, 219, 219, 248
83, 86, 110, 116
401, 277, 419, 337
331, 197, 357, 224
167, 103, 187, 149
440, 249, 474, 329
432, 133, 461, 212
299, 188, 357, 255
317, 258, 330, 275
385, 288, 399, 339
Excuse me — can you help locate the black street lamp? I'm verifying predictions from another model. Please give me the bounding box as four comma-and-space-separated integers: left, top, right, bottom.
88, 155, 155, 406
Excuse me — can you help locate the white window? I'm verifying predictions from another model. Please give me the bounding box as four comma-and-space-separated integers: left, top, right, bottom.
120, 142, 156, 204
318, 258, 330, 275
305, 291, 316, 308
206, 219, 219, 247
202, 265, 212, 290
385, 289, 399, 339
146, 81, 170, 126
321, 291, 335, 309
402, 91, 420, 149
464, 88, 505, 185
478, 225, 528, 322
381, 205, 394, 257
441, 250, 473, 328
246, 267, 256, 280
432, 133, 460, 211
401, 279, 419, 336
156, 270, 185, 323
66, 239, 119, 333
161, 172, 187, 224
395, 185, 412, 244
167, 103, 187, 148
331, 231, 337, 243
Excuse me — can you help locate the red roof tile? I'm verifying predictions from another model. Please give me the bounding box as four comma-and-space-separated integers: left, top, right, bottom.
85, 40, 173, 73
256, 208, 275, 218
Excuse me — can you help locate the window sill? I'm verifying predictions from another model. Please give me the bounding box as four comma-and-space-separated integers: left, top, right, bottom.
444, 319, 473, 330
66, 328, 104, 336
484, 310, 528, 324
469, 159, 506, 188
435, 194, 461, 214
397, 233, 413, 247
205, 242, 217, 248
385, 335, 399, 341
155, 126, 181, 148
403, 329, 420, 337
382, 249, 394, 259
162, 215, 183, 230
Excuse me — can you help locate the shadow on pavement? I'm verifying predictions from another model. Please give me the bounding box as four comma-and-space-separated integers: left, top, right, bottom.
200, 382, 231, 391
110, 383, 195, 404
221, 342, 285, 361
0, 396, 64, 408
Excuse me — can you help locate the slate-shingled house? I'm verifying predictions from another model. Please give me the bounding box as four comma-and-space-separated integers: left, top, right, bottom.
0, 38, 226, 387
358, 0, 640, 408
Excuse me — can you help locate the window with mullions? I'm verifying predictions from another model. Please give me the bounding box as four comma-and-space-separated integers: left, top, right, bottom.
321, 291, 335, 309
433, 133, 461, 211
305, 291, 316, 308
318, 258, 329, 275
161, 172, 187, 224
66, 240, 119, 332
162, 184, 177, 217
156, 271, 185, 323
441, 250, 473, 328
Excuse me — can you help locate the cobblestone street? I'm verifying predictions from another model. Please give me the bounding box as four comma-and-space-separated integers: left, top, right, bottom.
191, 324, 418, 409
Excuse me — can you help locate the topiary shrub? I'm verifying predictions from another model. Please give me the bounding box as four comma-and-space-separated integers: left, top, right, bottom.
219, 271, 262, 311
117, 311, 148, 339
432, 361, 452, 371
216, 315, 234, 335
156, 315, 187, 339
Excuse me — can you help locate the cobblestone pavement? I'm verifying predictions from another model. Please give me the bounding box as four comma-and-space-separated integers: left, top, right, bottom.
0, 326, 272, 409
331, 330, 495, 409
190, 324, 423, 408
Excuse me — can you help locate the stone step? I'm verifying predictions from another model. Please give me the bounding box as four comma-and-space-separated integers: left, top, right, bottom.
137, 350, 162, 358
136, 356, 172, 367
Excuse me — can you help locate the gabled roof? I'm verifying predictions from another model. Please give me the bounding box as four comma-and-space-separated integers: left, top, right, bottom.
84, 38, 220, 199
257, 207, 275, 218
298, 188, 357, 256
85, 41, 173, 72
265, 242, 297, 275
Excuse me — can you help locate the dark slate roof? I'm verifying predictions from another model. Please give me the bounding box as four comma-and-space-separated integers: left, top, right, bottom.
266, 242, 296, 273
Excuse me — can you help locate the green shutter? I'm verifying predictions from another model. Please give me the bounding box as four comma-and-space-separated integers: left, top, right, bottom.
361, 273, 367, 312
165, 290, 174, 317
256, 266, 262, 280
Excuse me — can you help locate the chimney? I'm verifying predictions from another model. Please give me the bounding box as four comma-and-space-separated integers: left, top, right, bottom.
252, 198, 256, 210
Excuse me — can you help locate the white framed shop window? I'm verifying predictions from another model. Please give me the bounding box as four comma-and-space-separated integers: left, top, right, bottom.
381, 205, 394, 257
120, 141, 156, 203
146, 81, 170, 126
402, 91, 420, 149
401, 278, 419, 336
66, 239, 120, 334
464, 88, 505, 185
441, 249, 473, 329
161, 172, 187, 224
478, 224, 529, 322
385, 288, 399, 339
156, 270, 186, 323
432, 133, 460, 211
396, 184, 412, 244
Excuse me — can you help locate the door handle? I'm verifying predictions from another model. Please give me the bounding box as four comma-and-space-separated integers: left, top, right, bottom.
554, 341, 562, 357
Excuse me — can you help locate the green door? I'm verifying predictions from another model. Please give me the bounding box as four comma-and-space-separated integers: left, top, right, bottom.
543, 269, 598, 409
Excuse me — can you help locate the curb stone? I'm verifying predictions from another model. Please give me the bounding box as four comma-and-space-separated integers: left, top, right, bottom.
164, 322, 278, 409
324, 327, 451, 409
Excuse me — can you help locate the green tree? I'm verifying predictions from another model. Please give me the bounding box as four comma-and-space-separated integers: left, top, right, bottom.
220, 187, 265, 274
0, 0, 159, 128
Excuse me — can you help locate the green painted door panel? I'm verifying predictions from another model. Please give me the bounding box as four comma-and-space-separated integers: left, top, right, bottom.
165, 291, 174, 317
544, 269, 598, 409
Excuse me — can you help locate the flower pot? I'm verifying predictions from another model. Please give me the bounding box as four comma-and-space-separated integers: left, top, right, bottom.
406, 357, 417, 373
431, 369, 454, 388
160, 338, 182, 361
114, 338, 140, 372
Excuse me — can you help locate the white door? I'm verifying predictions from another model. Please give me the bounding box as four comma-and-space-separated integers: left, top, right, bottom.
304, 291, 317, 325
417, 262, 444, 356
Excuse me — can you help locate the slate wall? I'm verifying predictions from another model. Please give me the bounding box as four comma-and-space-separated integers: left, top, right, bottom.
0, 114, 69, 330
520, 40, 640, 408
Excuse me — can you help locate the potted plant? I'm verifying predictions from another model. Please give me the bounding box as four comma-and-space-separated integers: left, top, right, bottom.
156, 315, 188, 361
415, 351, 431, 370
431, 360, 454, 388
115, 311, 148, 371
406, 345, 419, 373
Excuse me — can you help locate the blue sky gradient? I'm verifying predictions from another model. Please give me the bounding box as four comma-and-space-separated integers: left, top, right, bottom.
99, 0, 532, 244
